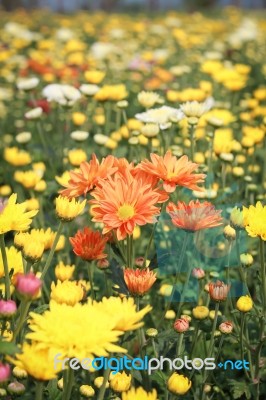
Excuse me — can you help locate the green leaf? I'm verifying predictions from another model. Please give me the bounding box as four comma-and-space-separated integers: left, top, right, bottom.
228, 379, 251, 399
0, 340, 21, 355
45, 379, 61, 400
32, 304, 49, 314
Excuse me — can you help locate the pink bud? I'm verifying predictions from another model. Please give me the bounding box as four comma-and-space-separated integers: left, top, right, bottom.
97, 259, 110, 269
174, 318, 189, 333
0, 300, 17, 318
0, 363, 11, 383
135, 257, 145, 267
14, 272, 42, 299
192, 268, 205, 279
219, 321, 233, 334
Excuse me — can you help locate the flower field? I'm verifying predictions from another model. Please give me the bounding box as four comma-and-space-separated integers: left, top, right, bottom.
0, 6, 266, 400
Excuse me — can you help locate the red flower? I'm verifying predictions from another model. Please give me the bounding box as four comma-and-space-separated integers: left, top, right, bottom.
28, 99, 50, 113
70, 227, 108, 261
124, 268, 157, 296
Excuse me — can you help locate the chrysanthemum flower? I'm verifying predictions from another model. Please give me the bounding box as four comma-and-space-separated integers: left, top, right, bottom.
0, 194, 38, 234
109, 371, 131, 392
70, 227, 108, 260
124, 268, 157, 296
0, 246, 23, 280
50, 280, 84, 306
60, 154, 117, 198
167, 200, 223, 231
90, 171, 161, 240
138, 151, 205, 193
10, 342, 61, 381
55, 261, 75, 281
209, 281, 230, 302
243, 201, 266, 241
55, 195, 86, 222
27, 300, 128, 360
122, 387, 158, 400
94, 296, 152, 331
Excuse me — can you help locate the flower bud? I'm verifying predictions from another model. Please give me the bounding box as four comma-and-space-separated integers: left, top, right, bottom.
109, 371, 131, 393
7, 382, 25, 395
240, 253, 253, 267
0, 300, 17, 318
146, 328, 158, 337
165, 310, 176, 320
13, 367, 28, 379
192, 306, 209, 320
94, 376, 109, 389
219, 321, 233, 334
192, 268, 205, 279
230, 207, 244, 230
174, 318, 189, 333
223, 225, 236, 241
236, 295, 253, 312
209, 281, 230, 302
57, 378, 64, 390
97, 259, 110, 270
167, 373, 192, 395
79, 385, 95, 397
23, 241, 44, 264
14, 272, 42, 300
0, 363, 11, 383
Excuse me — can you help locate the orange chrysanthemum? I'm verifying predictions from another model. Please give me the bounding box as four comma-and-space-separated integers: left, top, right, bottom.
90, 170, 161, 240
138, 150, 206, 193
167, 200, 223, 231
70, 227, 108, 261
124, 268, 157, 296
60, 154, 117, 198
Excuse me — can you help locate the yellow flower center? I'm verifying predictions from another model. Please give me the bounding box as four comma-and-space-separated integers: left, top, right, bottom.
117, 204, 135, 220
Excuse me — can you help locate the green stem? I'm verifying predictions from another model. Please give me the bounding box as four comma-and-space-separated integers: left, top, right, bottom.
240, 313, 251, 381
126, 235, 133, 268
13, 300, 31, 342
143, 223, 156, 268
259, 238, 266, 318
97, 364, 110, 400
158, 232, 190, 327
63, 368, 74, 400
88, 263, 95, 301
41, 221, 64, 280
189, 124, 195, 162
35, 381, 44, 400
176, 333, 184, 357
0, 234, 10, 300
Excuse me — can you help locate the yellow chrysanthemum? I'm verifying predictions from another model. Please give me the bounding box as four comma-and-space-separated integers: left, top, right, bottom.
122, 387, 158, 400
50, 280, 84, 306
243, 202, 266, 241
4, 147, 31, 166
0, 194, 38, 234
55, 195, 86, 222
0, 246, 24, 279
10, 342, 61, 381
55, 261, 75, 281
27, 300, 126, 360
93, 297, 152, 331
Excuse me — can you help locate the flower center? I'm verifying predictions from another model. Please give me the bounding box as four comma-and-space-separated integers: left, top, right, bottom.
117, 204, 135, 221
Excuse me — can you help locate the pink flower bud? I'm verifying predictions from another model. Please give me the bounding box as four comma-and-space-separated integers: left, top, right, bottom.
0, 363, 11, 383
0, 300, 17, 318
14, 272, 42, 299
174, 318, 189, 333
97, 259, 110, 270
135, 257, 145, 267
219, 321, 233, 334
192, 268, 205, 279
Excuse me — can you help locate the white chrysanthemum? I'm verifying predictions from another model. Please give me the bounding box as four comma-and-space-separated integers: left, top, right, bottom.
42, 84, 81, 107
135, 106, 184, 128
180, 97, 214, 118
138, 91, 160, 109
17, 77, 39, 91
24, 107, 43, 120
79, 84, 100, 96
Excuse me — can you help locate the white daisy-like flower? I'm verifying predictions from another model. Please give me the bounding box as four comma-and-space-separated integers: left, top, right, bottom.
79, 84, 99, 97
17, 77, 39, 91
42, 84, 81, 107
24, 107, 43, 120
135, 106, 184, 128
180, 97, 214, 119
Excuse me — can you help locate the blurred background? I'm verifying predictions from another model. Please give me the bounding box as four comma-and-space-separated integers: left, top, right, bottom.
0, 0, 265, 12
